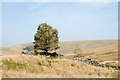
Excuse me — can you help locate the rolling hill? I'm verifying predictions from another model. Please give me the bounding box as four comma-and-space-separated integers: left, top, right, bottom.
2, 40, 118, 62
1, 39, 119, 78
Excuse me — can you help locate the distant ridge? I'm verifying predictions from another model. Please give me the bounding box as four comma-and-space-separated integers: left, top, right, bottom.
2, 40, 118, 55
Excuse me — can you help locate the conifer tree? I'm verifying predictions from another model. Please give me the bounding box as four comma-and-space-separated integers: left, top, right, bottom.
33, 23, 60, 54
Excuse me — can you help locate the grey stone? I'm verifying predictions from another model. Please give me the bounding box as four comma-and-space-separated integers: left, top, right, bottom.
74, 58, 78, 60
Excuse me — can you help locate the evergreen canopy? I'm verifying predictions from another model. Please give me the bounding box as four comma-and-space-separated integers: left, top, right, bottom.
33, 23, 60, 53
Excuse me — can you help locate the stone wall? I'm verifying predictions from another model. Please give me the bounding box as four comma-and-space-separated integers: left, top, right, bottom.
57, 53, 105, 68
21, 51, 105, 68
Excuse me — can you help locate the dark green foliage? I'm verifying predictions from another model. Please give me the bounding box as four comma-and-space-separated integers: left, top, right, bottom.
33, 23, 60, 53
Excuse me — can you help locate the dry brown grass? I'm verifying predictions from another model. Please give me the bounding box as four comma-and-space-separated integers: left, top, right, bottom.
90, 52, 118, 62
58, 40, 118, 55
2, 40, 118, 55
2, 40, 118, 63
1, 40, 118, 78
2, 55, 118, 78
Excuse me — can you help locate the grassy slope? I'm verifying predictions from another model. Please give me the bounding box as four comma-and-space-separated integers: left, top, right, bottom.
1, 40, 118, 78
2, 40, 118, 54
2, 43, 32, 55
2, 40, 118, 62
2, 55, 117, 78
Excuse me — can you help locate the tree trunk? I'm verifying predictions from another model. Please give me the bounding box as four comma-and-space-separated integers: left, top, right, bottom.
34, 50, 38, 55
45, 50, 48, 55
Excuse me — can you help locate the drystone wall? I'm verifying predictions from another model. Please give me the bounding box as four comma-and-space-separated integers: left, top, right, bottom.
57, 54, 105, 68
22, 51, 105, 68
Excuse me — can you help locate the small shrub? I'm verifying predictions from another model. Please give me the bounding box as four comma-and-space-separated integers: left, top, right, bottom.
97, 73, 100, 76
37, 62, 42, 66
71, 63, 76, 67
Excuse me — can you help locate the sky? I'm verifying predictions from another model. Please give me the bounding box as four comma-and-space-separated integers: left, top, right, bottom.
1, 1, 118, 46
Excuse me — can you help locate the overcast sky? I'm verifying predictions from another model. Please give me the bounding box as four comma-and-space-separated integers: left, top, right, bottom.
2, 1, 118, 46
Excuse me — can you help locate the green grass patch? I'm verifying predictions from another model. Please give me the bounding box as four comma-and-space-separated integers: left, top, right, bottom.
47, 60, 52, 66
97, 73, 100, 76
0, 65, 2, 70
71, 63, 76, 67
96, 51, 117, 56
105, 62, 119, 70
2, 60, 26, 70
118, 75, 120, 78
88, 73, 92, 75
110, 73, 118, 78
46, 60, 52, 68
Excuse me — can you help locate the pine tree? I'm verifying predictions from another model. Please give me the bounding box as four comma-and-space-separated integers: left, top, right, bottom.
33, 23, 60, 54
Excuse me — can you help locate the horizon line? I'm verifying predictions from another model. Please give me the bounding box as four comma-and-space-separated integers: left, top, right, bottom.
1, 39, 118, 47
